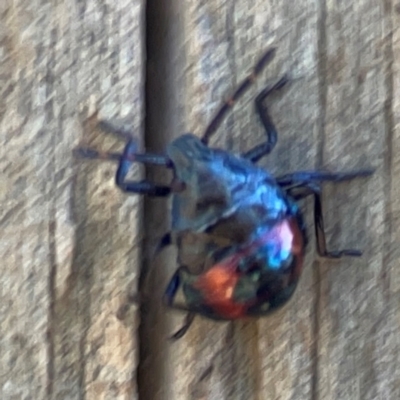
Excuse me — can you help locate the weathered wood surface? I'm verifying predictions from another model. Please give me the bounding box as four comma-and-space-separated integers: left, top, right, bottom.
1, 0, 400, 399
0, 0, 143, 399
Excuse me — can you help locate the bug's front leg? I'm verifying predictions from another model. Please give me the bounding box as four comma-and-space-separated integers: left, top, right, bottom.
74, 121, 172, 197
115, 139, 171, 196
242, 75, 290, 163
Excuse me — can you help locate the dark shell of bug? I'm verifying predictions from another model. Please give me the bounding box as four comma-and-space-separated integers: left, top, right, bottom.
170, 215, 307, 320
166, 134, 308, 318
167, 134, 291, 237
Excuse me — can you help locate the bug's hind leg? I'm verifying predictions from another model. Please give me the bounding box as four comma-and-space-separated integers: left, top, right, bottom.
287, 183, 363, 258
75, 121, 172, 197
163, 266, 197, 340
242, 75, 290, 163
168, 313, 196, 341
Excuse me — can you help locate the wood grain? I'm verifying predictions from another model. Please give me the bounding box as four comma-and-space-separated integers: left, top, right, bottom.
1, 0, 399, 399
0, 1, 143, 399
141, 1, 399, 399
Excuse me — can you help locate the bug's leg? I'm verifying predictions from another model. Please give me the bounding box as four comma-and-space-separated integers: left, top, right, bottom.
201, 47, 277, 145
97, 120, 135, 141
163, 266, 197, 340
153, 232, 172, 258
163, 266, 188, 307
287, 183, 363, 258
169, 313, 196, 341
74, 147, 170, 166
277, 169, 374, 188
75, 139, 172, 196
115, 140, 171, 195
78, 119, 172, 166
242, 75, 290, 163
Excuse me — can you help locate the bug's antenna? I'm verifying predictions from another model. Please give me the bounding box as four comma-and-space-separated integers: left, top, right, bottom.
201, 47, 277, 145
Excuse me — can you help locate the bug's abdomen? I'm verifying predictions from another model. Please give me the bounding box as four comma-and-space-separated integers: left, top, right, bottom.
246, 215, 306, 315
181, 213, 307, 320
192, 263, 246, 319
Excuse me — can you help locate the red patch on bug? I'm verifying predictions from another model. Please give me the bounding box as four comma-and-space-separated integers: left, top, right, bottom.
193, 217, 305, 319
194, 257, 247, 319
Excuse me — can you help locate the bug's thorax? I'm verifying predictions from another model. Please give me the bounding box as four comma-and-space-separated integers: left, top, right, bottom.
166, 134, 290, 234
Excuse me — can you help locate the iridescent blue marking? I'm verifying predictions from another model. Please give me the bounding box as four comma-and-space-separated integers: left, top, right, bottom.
167, 134, 290, 233
250, 219, 297, 270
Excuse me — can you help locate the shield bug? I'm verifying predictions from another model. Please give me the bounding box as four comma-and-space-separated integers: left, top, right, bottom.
75, 48, 373, 339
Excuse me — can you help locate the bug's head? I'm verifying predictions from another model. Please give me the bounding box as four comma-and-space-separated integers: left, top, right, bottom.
167, 133, 214, 170
167, 133, 230, 205
167, 133, 232, 231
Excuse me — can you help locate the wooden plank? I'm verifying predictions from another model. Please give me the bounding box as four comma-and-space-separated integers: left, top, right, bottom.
0, 0, 143, 398
140, 1, 399, 399
179, 3, 319, 399
141, 1, 321, 399
2, 0, 398, 398
317, 1, 400, 399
